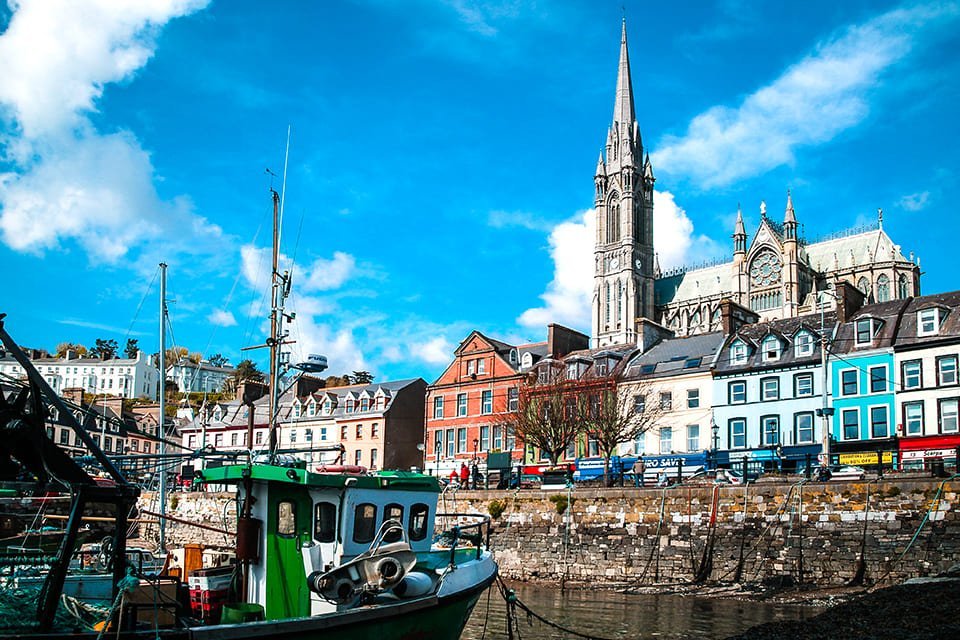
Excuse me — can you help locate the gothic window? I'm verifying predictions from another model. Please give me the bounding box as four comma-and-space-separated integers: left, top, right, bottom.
749, 249, 782, 287
606, 198, 621, 244
898, 274, 909, 299
857, 276, 871, 299
634, 201, 642, 241
710, 307, 721, 328
604, 283, 611, 324
690, 310, 701, 330
876, 274, 890, 302
617, 280, 624, 323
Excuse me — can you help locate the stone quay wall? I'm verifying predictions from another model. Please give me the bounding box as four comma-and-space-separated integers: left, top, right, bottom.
438, 478, 960, 587
145, 478, 959, 587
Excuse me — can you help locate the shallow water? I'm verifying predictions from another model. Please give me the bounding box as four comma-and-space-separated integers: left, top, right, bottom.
462, 582, 823, 640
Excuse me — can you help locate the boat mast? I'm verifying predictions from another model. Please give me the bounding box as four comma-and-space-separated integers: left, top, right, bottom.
158, 261, 167, 553
268, 189, 281, 460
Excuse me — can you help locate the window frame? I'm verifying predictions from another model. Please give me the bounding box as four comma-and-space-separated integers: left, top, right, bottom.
481, 390, 493, 415
937, 355, 958, 386
869, 404, 889, 439
869, 365, 888, 394
314, 502, 337, 543
918, 308, 940, 337
903, 401, 924, 436
902, 360, 923, 390
730, 341, 748, 365
729, 418, 746, 449
855, 319, 876, 346
761, 335, 781, 362
352, 503, 378, 544
728, 380, 747, 404
840, 368, 859, 396
938, 397, 959, 434
760, 377, 780, 401
794, 411, 815, 444
794, 372, 814, 397
433, 395, 444, 419
686, 388, 700, 409
456, 393, 467, 417
686, 424, 699, 451
794, 331, 814, 357
841, 408, 859, 441
761, 415, 779, 446
659, 427, 672, 453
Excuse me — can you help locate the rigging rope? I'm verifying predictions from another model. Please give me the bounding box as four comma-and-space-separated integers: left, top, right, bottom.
497, 576, 619, 640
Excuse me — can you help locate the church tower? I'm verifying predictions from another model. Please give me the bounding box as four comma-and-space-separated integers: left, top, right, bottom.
592, 19, 656, 348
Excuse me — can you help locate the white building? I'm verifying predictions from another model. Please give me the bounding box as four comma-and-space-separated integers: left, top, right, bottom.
167, 359, 235, 393
0, 350, 160, 400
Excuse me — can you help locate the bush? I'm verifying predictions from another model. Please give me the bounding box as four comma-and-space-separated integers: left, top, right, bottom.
488, 499, 506, 520
548, 494, 574, 514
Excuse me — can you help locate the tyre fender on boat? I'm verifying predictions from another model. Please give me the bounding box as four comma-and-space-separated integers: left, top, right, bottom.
392, 571, 434, 598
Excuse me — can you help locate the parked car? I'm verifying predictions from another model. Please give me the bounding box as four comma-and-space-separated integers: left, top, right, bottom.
827, 465, 866, 481
688, 469, 748, 485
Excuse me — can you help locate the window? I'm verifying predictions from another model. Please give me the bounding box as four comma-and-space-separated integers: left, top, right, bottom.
370, 448, 378, 469
898, 274, 909, 299
918, 308, 940, 336
937, 356, 958, 386
104, 436, 112, 451
457, 428, 467, 453
481, 390, 493, 414
59, 429, 70, 445
480, 425, 489, 451
761, 377, 779, 401
341, 425, 349, 440
360, 397, 369, 412
356, 424, 363, 439
855, 319, 878, 346
433, 396, 444, 419
659, 428, 672, 453
795, 412, 814, 444
353, 503, 377, 544
371, 423, 380, 438
761, 335, 781, 361
255, 430, 264, 445
730, 341, 748, 365
869, 406, 889, 438
729, 418, 746, 449
492, 425, 503, 450
869, 366, 887, 393
466, 359, 476, 375
842, 409, 859, 440
477, 359, 486, 374
686, 389, 700, 409
409, 503, 429, 541
355, 449, 363, 465
633, 394, 646, 413
686, 425, 699, 451
271, 501, 299, 545
794, 373, 814, 397
729, 381, 746, 404
902, 360, 922, 390
794, 331, 814, 357
761, 416, 779, 445
314, 502, 337, 543
904, 402, 923, 436
659, 392, 672, 410
507, 387, 518, 411
939, 398, 959, 433
457, 393, 467, 417
294, 403, 302, 418
876, 274, 890, 302
445, 429, 455, 458
841, 369, 858, 396
566, 363, 578, 380
433, 430, 443, 457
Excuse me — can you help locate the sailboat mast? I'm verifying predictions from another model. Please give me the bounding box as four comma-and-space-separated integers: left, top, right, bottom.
268, 190, 281, 460
158, 262, 167, 552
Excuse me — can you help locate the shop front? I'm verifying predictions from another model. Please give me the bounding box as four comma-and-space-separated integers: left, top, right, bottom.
832, 437, 898, 472
898, 434, 960, 472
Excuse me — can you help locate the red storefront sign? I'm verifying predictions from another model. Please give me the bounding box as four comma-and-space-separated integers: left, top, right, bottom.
898, 434, 960, 461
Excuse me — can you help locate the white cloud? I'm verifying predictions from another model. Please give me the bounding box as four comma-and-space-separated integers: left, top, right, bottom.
518, 192, 717, 330
0, 0, 213, 263
208, 310, 237, 327
487, 209, 552, 232
654, 3, 959, 188
898, 191, 930, 212
409, 336, 456, 365
303, 251, 357, 291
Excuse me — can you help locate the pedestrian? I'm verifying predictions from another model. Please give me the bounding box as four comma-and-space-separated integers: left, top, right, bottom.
470, 459, 480, 490
637, 460, 646, 487
459, 462, 469, 489
449, 468, 459, 487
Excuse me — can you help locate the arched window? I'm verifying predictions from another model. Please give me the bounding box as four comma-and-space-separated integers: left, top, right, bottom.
876, 274, 890, 302
617, 280, 623, 322
898, 274, 909, 299
606, 195, 620, 244
604, 283, 611, 324
857, 276, 871, 299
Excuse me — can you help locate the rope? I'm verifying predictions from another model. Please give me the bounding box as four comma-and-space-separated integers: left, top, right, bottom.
94, 571, 139, 640
497, 576, 618, 640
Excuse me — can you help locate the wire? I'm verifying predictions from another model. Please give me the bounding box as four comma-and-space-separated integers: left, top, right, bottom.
122, 266, 159, 349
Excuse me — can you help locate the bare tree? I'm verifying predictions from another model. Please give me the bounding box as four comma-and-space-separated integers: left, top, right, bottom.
578, 376, 663, 486
508, 377, 581, 467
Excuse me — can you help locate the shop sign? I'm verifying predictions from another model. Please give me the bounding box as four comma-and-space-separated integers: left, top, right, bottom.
901, 448, 956, 460
838, 451, 893, 465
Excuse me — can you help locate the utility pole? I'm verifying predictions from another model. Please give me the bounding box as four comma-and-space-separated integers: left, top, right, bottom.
158, 262, 167, 553
818, 289, 838, 475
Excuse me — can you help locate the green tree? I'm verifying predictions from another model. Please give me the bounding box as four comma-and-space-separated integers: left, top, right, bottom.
56, 342, 88, 357
351, 371, 374, 384
222, 359, 265, 395
89, 338, 118, 360
208, 353, 229, 367
323, 375, 353, 388
124, 338, 139, 359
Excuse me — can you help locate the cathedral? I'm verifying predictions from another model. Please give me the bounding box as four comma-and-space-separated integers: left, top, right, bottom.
592, 21, 922, 348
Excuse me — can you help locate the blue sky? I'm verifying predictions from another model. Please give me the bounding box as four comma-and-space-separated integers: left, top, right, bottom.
0, 0, 958, 383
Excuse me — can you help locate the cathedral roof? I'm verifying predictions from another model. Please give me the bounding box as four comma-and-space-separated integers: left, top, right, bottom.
655, 263, 733, 306
804, 228, 910, 272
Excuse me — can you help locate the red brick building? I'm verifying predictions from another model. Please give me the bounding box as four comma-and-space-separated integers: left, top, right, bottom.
424, 324, 588, 477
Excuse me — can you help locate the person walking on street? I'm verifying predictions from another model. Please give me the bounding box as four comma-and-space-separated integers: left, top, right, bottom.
459, 462, 469, 489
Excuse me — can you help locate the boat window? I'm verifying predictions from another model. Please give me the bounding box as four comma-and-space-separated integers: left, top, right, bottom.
353, 503, 378, 544
314, 502, 337, 543
409, 503, 429, 542
277, 500, 297, 538
383, 503, 404, 543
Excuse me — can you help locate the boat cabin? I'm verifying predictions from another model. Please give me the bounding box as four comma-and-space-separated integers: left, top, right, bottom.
199, 464, 441, 620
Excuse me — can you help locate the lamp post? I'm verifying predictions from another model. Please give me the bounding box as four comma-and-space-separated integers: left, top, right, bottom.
817, 288, 839, 474
711, 418, 719, 470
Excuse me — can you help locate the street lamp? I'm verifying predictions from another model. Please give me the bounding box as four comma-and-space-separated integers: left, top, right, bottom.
816, 288, 840, 474
711, 418, 719, 451
473, 437, 479, 461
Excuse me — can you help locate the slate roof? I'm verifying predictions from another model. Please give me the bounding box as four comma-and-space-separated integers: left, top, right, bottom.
715, 312, 836, 375
894, 290, 960, 349
831, 298, 910, 355
622, 331, 725, 379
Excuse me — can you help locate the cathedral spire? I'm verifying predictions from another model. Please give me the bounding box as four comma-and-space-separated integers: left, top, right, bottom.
784, 189, 796, 224
613, 19, 636, 133
733, 204, 746, 255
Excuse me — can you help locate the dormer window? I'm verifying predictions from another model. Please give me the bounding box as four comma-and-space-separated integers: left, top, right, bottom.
918, 308, 942, 337
730, 340, 748, 365
509, 349, 518, 365
761, 336, 781, 362
521, 353, 533, 369
794, 331, 814, 357
360, 397, 369, 412
566, 363, 578, 380
307, 400, 316, 417
595, 361, 608, 376
855, 318, 881, 346
293, 402, 302, 418
322, 399, 332, 414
